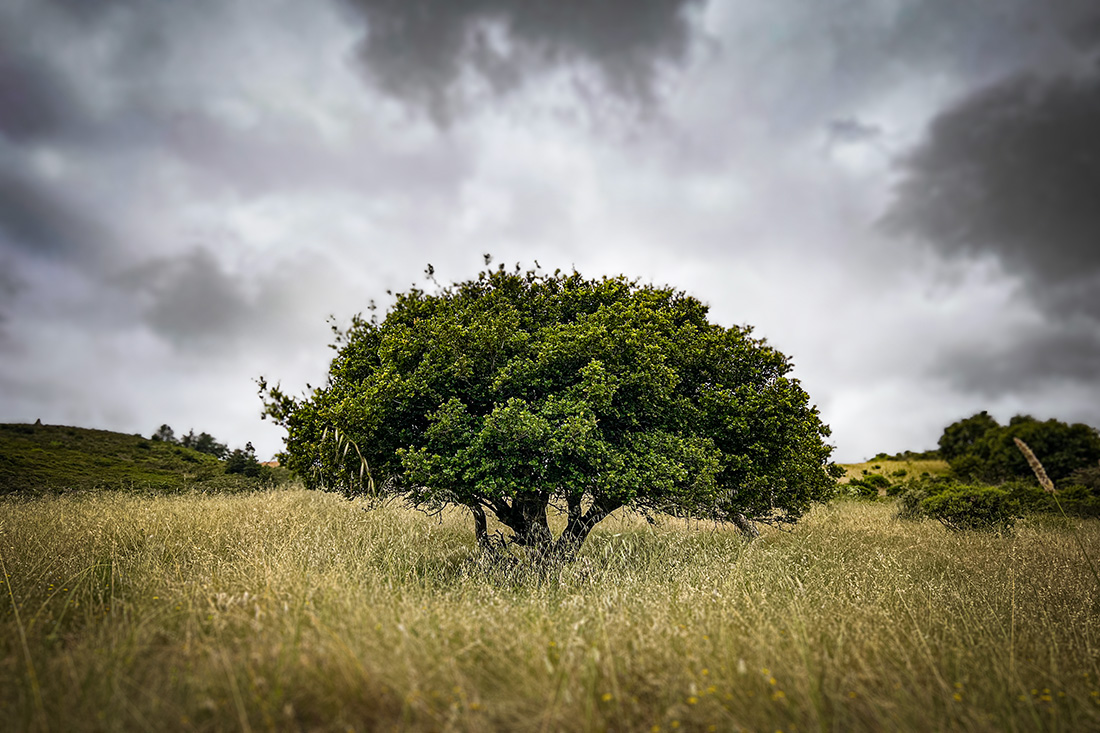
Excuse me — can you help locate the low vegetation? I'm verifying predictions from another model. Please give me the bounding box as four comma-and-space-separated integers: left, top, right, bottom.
1, 490, 1098, 732
840, 416, 1100, 530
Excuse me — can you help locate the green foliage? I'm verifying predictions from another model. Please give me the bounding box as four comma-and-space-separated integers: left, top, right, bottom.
225, 442, 265, 478
261, 265, 838, 555
843, 473, 891, 500
920, 484, 1020, 532
179, 429, 228, 459
862, 473, 890, 489
945, 414, 1100, 484
938, 411, 999, 461
0, 423, 281, 494
895, 485, 929, 521
1063, 464, 1100, 493
899, 465, 1100, 525
999, 475, 1100, 520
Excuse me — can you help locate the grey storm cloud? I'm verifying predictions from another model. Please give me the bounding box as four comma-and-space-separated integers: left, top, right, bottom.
883, 69, 1100, 305
118, 247, 353, 357
0, 168, 112, 261
932, 320, 1100, 396
340, 0, 705, 122
0, 39, 81, 142
823, 117, 882, 153
884, 65, 1100, 398
0, 257, 23, 339
123, 248, 252, 351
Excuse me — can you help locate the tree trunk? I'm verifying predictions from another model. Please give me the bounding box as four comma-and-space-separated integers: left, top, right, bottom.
505, 494, 553, 549
732, 513, 759, 539
470, 504, 490, 550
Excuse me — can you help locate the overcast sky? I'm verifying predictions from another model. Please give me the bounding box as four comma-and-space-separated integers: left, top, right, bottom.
2, 0, 1099, 462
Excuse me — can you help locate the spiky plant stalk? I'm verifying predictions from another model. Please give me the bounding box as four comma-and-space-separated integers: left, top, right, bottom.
1014, 437, 1099, 592
1013, 438, 1055, 493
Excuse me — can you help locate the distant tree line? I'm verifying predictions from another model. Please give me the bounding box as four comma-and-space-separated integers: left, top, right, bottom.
151, 424, 265, 478
937, 411, 1100, 486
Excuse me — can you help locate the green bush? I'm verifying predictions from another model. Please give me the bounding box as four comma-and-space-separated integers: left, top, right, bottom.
844, 473, 890, 500
1001, 476, 1100, 519
1063, 464, 1100, 493
863, 473, 890, 489
895, 476, 1016, 529
1057, 485, 1100, 518
896, 486, 929, 520
844, 479, 879, 500
885, 482, 906, 497
942, 413, 1100, 484
921, 485, 1020, 532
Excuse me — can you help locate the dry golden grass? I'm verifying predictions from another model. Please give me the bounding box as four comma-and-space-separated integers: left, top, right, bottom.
1, 488, 1098, 732
839, 458, 950, 483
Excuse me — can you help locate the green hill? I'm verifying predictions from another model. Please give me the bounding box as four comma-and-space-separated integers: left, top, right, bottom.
0, 423, 283, 494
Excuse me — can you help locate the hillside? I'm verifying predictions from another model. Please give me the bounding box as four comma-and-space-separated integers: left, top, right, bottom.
0, 423, 281, 494
838, 457, 950, 484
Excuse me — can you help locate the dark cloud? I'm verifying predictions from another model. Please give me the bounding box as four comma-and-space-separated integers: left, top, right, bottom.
118, 247, 359, 357
0, 41, 80, 142
340, 0, 704, 122
40, 0, 132, 23
0, 169, 112, 260
823, 117, 882, 153
932, 320, 1100, 397
883, 69, 1100, 302
885, 66, 1100, 398
122, 248, 251, 350
0, 256, 23, 340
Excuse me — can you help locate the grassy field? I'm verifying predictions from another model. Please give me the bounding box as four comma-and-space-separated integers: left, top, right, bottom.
837, 458, 951, 484
2, 488, 1099, 732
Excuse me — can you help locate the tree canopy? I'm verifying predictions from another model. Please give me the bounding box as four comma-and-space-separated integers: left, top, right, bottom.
937, 410, 999, 461
261, 264, 839, 557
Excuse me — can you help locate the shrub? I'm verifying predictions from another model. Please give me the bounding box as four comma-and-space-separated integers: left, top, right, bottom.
921, 485, 1020, 532
844, 473, 893, 500
1063, 464, 1100, 493
862, 473, 890, 489
999, 475, 1100, 519
845, 479, 880, 500
895, 485, 929, 521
